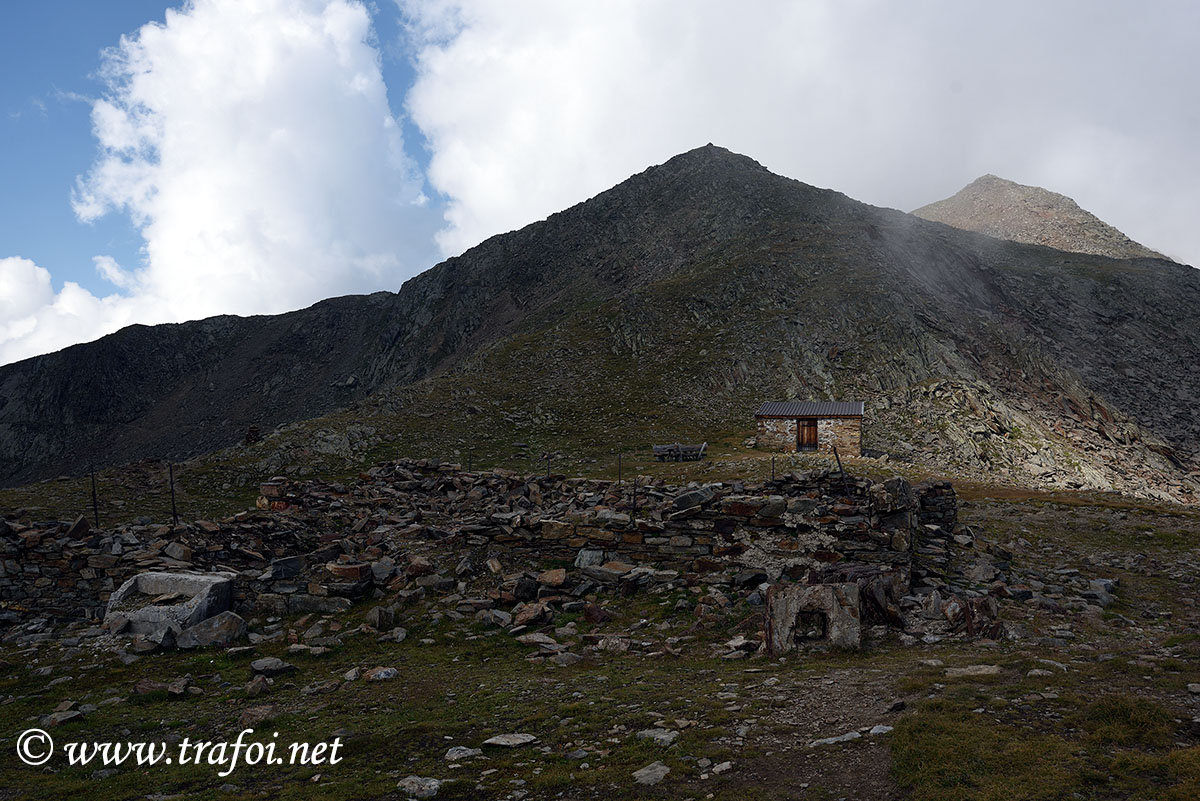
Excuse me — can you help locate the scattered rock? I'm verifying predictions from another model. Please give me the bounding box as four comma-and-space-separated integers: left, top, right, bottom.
250, 657, 295, 677
632, 761, 671, 785
245, 674, 271, 697
636, 728, 679, 746
397, 776, 441, 799
444, 746, 482, 761
237, 705, 277, 729
810, 730, 862, 747
177, 611, 247, 649
363, 666, 399, 682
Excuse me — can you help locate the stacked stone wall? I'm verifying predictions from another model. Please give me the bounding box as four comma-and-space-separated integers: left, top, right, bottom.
1, 461, 952, 623
817, 418, 862, 456
756, 417, 797, 451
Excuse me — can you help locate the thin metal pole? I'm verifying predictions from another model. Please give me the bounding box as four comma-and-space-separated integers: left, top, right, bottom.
169, 463, 179, 526
90, 466, 99, 527
833, 446, 849, 497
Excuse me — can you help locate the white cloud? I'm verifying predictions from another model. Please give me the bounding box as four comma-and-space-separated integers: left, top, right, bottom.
0, 257, 142, 363
3, 0, 438, 366
402, 0, 1200, 266
93, 255, 135, 289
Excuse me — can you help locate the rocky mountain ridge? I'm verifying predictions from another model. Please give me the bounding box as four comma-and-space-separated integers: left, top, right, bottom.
2, 146, 1199, 504
912, 173, 1168, 261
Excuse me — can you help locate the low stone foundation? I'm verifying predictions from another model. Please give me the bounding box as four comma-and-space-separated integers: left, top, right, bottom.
1, 461, 963, 645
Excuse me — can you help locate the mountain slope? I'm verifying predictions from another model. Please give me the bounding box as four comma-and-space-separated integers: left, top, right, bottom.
912, 174, 1168, 260
2, 146, 1199, 503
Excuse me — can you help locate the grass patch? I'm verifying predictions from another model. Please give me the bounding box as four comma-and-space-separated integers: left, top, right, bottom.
891, 699, 1084, 801
1073, 695, 1177, 748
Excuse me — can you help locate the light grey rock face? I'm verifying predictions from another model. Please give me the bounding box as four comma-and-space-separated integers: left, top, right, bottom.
913, 173, 1168, 261
103, 572, 235, 636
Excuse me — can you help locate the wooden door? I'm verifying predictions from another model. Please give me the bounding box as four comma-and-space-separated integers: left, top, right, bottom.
798, 419, 817, 451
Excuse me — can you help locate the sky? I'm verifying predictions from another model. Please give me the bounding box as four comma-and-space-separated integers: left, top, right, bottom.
2, 1, 1198, 366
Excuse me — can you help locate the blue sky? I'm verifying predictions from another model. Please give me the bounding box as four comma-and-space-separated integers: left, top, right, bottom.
2, 2, 169, 294
1, 1, 433, 300
2, 1, 1198, 366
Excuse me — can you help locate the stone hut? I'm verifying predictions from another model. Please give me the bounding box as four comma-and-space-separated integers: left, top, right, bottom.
754, 401, 863, 455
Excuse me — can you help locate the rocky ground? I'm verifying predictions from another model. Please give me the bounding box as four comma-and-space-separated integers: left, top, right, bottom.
1, 463, 1198, 800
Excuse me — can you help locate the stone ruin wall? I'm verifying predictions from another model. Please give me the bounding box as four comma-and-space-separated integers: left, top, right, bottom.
470, 473, 919, 588
0, 462, 957, 626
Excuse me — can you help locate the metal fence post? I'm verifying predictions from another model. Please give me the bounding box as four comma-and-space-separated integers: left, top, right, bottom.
90, 466, 99, 527
169, 463, 179, 526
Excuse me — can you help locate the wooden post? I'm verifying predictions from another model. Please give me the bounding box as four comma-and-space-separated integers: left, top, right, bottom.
169, 462, 179, 526
90, 466, 99, 527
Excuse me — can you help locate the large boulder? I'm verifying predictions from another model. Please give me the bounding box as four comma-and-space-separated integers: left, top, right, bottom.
104, 571, 235, 636
176, 611, 248, 649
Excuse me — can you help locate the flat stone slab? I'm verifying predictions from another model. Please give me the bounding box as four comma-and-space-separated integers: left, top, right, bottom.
633, 761, 670, 785
104, 571, 235, 636
809, 730, 862, 748
944, 664, 1002, 678
251, 657, 295, 676
482, 733, 537, 748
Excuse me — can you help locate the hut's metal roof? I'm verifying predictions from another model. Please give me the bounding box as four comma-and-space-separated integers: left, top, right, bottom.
754, 401, 864, 418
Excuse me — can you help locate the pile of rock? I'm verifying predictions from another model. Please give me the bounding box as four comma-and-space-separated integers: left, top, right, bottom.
4, 458, 1003, 654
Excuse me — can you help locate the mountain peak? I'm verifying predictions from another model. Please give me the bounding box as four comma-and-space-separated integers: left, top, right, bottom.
913, 174, 1168, 261
651, 143, 773, 177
